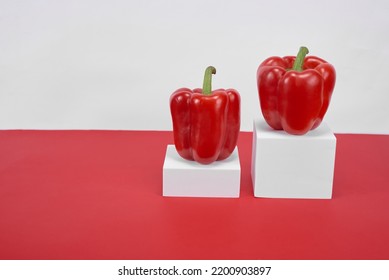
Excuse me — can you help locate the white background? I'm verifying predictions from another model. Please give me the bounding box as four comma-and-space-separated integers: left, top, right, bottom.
1, 260, 389, 280
1, 0, 388, 134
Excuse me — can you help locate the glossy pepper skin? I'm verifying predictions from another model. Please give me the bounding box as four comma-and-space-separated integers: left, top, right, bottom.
170, 66, 240, 164
257, 47, 336, 135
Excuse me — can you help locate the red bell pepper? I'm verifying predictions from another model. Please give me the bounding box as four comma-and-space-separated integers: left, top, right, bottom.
170, 66, 240, 164
257, 46, 336, 135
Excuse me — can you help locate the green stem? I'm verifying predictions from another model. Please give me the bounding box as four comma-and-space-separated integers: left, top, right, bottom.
292, 46, 309, 71
202, 66, 216, 95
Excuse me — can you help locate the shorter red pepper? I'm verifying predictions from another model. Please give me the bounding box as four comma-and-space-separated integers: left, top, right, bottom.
257, 46, 336, 135
170, 66, 240, 164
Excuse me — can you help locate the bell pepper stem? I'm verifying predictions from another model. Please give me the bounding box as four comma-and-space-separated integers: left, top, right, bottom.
202, 66, 216, 95
292, 46, 309, 71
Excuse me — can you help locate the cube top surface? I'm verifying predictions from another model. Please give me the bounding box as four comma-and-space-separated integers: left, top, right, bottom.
163, 145, 240, 170
255, 119, 336, 141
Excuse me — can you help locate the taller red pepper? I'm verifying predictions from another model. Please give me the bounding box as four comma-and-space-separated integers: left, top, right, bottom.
170, 66, 240, 164
257, 47, 336, 135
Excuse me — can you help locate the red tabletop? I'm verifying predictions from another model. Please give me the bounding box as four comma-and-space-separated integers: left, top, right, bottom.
0, 130, 388, 260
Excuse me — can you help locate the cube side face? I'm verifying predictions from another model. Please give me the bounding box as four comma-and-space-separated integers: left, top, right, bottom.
252, 119, 337, 199
163, 168, 240, 197
163, 145, 241, 198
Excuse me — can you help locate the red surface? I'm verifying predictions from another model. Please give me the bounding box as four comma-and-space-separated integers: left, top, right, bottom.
0, 130, 388, 260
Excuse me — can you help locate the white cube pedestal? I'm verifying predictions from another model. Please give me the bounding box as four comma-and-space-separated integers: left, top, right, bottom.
163, 145, 241, 198
251, 119, 336, 199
